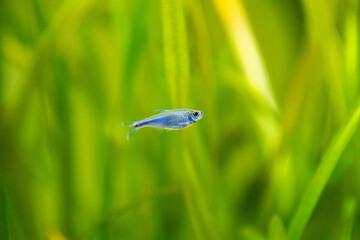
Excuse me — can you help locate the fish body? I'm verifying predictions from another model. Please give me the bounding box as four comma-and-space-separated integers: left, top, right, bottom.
122, 109, 203, 139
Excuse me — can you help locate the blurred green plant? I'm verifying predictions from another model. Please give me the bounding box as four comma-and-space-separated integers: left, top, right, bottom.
0, 0, 359, 240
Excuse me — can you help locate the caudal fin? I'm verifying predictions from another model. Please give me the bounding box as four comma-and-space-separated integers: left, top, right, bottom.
121, 121, 139, 140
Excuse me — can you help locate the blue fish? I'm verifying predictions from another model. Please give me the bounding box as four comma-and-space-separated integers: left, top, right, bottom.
122, 109, 204, 140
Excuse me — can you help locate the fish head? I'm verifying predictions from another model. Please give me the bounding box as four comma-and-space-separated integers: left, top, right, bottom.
188, 110, 204, 123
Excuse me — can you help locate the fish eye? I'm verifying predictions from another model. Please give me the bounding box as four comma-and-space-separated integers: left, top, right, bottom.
193, 111, 199, 117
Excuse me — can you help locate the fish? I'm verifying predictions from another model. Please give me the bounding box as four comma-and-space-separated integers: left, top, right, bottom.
121, 109, 204, 140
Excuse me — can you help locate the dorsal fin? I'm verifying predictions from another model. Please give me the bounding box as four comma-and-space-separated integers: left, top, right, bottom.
155, 109, 190, 113
154, 109, 168, 113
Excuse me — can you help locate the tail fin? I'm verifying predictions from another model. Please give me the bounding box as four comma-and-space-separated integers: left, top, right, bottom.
121, 121, 139, 140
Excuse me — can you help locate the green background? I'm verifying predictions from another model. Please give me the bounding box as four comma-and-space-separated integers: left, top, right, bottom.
1, 0, 360, 239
